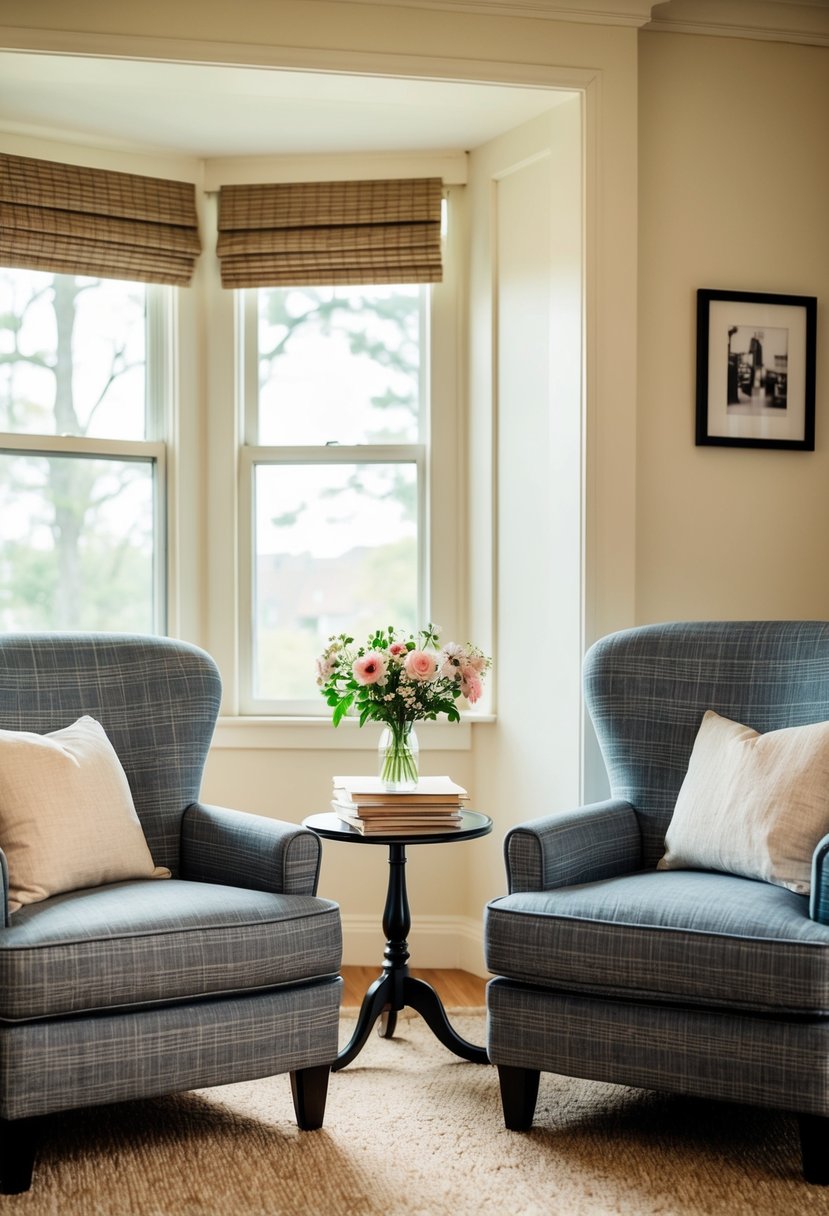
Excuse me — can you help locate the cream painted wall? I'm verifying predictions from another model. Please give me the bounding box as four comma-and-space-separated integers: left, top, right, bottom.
637, 32, 829, 623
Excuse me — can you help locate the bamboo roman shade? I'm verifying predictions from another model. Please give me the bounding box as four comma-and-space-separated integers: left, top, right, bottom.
0, 154, 201, 285
216, 177, 442, 288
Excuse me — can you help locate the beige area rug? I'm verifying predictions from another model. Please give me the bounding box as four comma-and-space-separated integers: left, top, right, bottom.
6, 1011, 823, 1216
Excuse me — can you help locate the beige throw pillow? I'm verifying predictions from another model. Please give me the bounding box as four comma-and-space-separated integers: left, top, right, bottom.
658, 710, 829, 894
0, 716, 170, 912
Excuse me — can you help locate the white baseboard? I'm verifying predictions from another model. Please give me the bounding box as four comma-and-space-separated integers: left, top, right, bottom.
341, 913, 489, 979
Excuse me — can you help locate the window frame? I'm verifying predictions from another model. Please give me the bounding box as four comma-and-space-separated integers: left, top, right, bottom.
0, 276, 172, 635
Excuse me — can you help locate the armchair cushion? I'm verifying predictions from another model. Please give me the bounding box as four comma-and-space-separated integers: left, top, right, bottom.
658, 710, 829, 894
0, 879, 341, 1021
485, 869, 829, 1015
0, 716, 169, 913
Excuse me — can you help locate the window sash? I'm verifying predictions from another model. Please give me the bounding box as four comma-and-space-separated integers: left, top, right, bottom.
238, 444, 427, 715
0, 281, 172, 634
239, 286, 428, 448
0, 437, 167, 633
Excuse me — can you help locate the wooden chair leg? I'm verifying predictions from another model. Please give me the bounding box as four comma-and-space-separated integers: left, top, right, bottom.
290, 1064, 331, 1131
799, 1114, 829, 1185
0, 1116, 39, 1194
497, 1064, 540, 1131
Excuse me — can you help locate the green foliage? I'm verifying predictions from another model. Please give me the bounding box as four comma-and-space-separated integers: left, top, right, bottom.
0, 544, 57, 627
0, 532, 152, 631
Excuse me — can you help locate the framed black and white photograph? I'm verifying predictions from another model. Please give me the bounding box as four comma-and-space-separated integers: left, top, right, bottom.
695, 289, 817, 450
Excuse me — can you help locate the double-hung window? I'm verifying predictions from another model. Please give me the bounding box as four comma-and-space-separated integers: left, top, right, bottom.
238, 282, 429, 712
0, 269, 170, 633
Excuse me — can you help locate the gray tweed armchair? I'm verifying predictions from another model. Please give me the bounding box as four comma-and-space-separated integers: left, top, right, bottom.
485, 621, 829, 1185
0, 633, 342, 1193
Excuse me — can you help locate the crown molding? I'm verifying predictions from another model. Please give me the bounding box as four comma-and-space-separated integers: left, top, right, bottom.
2, 0, 824, 46
645, 0, 829, 47
295, 0, 657, 25
285, 0, 829, 43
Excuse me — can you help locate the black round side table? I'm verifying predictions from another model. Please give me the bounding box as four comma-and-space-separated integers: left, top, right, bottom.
303, 809, 493, 1071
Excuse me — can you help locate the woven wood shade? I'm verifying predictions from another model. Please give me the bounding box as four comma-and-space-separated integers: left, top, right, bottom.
216, 177, 442, 288
0, 154, 201, 286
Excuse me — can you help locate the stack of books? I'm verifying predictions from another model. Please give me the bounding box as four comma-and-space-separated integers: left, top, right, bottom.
331, 775, 468, 835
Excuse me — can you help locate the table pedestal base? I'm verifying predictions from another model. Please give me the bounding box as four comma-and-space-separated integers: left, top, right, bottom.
335, 970, 488, 1071
334, 840, 489, 1071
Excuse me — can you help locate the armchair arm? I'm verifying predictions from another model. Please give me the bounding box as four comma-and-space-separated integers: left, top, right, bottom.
809, 833, 829, 924
504, 798, 643, 893
180, 803, 322, 896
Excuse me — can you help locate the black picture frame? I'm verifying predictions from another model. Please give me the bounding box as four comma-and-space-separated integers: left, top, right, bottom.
695, 288, 817, 450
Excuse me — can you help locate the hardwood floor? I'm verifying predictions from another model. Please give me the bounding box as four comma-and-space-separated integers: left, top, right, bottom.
340, 966, 487, 1008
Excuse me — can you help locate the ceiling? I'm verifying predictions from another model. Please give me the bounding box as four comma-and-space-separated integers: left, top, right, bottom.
0, 52, 572, 159
3, 3, 823, 161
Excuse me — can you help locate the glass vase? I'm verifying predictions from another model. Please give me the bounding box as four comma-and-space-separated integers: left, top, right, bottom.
378, 723, 419, 792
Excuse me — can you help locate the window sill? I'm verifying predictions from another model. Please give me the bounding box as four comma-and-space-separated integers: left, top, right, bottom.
211, 714, 494, 750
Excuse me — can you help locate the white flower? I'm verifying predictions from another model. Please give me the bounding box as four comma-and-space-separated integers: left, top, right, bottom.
439, 642, 466, 679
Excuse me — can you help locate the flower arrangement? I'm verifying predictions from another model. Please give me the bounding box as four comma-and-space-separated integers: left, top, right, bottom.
316, 623, 491, 788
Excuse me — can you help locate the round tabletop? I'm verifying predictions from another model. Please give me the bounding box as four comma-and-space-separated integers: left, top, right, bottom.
303, 809, 493, 846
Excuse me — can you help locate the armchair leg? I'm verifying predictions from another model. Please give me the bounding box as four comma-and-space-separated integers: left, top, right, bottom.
0, 1116, 39, 1194
799, 1114, 829, 1185
497, 1065, 540, 1131
290, 1064, 331, 1131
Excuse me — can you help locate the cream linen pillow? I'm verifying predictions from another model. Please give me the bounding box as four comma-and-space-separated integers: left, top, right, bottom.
658, 710, 829, 894
0, 716, 170, 912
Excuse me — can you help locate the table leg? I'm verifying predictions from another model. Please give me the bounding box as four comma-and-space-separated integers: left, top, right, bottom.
402, 974, 489, 1064
334, 841, 488, 1069
378, 1008, 398, 1039
333, 843, 410, 1070
334, 973, 395, 1070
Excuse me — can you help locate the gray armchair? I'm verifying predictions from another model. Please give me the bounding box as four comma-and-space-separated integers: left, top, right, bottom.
0, 633, 342, 1193
485, 621, 829, 1185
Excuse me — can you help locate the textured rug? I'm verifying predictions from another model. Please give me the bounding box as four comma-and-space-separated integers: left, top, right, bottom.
6, 1011, 823, 1216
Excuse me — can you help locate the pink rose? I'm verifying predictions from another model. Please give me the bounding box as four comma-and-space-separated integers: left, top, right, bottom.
388, 642, 408, 657
404, 650, 438, 682
352, 651, 388, 685
461, 671, 483, 704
